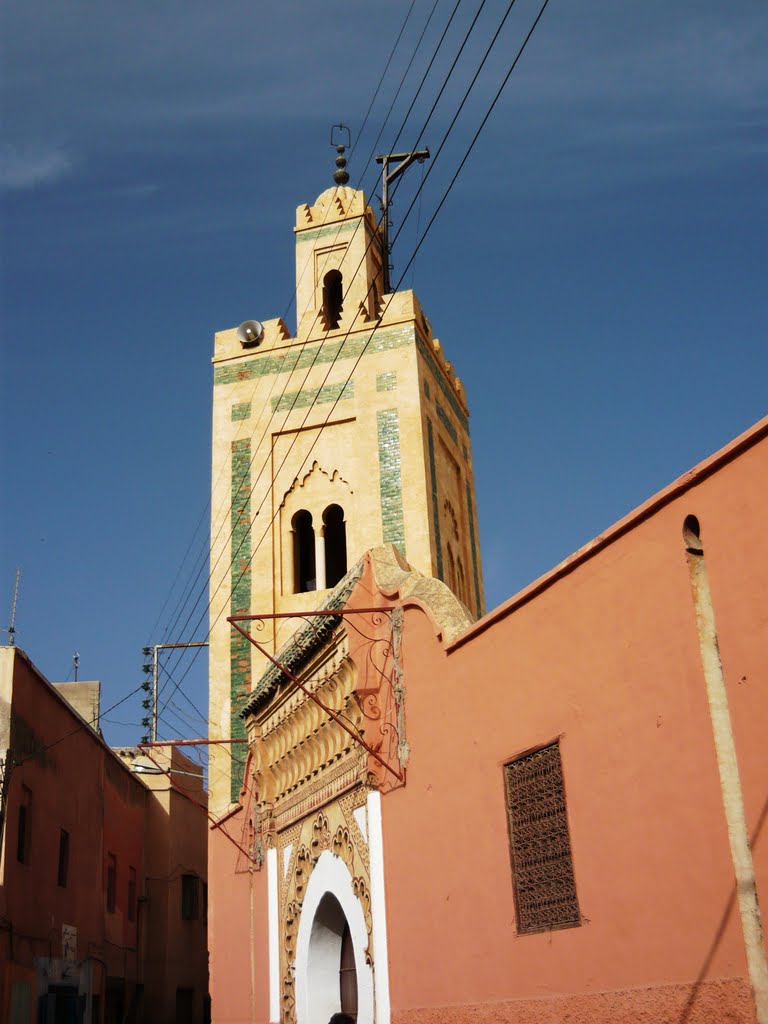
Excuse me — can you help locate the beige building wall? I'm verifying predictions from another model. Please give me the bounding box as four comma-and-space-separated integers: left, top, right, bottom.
208, 183, 484, 814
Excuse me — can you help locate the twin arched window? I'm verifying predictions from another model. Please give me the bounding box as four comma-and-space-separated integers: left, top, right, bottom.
292, 504, 347, 593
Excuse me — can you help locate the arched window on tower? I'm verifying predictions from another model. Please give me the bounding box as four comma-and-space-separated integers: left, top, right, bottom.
292, 509, 316, 593
323, 269, 343, 329
457, 556, 467, 606
446, 545, 456, 594
323, 504, 347, 589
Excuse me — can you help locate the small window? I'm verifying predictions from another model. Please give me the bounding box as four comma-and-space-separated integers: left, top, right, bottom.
57, 829, 70, 887
292, 510, 316, 593
504, 741, 580, 934
106, 853, 117, 913
128, 867, 137, 922
323, 504, 347, 589
16, 803, 29, 864
322, 269, 343, 329
181, 874, 200, 920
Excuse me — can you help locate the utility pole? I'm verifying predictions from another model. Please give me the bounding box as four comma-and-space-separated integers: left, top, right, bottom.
376, 148, 430, 295
6, 568, 20, 646
142, 642, 209, 743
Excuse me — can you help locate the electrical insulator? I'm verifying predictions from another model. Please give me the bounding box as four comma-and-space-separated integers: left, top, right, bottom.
142, 663, 153, 674
141, 681, 151, 692
142, 647, 152, 657
142, 699, 152, 710
141, 717, 151, 729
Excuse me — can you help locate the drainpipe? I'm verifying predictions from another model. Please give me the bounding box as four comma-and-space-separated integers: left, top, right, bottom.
684, 516, 768, 1023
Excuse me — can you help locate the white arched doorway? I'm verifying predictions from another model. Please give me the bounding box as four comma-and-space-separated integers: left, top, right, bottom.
294, 850, 374, 1024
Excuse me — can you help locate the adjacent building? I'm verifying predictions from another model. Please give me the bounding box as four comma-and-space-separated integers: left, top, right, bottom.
0, 648, 209, 1024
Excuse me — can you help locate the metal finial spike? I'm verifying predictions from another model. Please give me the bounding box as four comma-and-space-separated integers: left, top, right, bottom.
330, 124, 352, 185
333, 145, 349, 186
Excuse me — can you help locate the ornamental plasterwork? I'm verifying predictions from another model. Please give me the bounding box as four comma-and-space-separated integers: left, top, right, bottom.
280, 803, 372, 1024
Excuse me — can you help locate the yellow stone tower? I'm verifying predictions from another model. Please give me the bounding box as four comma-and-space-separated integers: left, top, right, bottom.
208, 176, 484, 812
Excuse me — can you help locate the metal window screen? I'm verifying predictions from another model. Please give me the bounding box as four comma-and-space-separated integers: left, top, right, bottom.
505, 742, 580, 934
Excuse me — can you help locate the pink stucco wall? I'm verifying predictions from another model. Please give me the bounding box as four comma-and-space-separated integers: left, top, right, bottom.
381, 422, 767, 1023
208, 811, 269, 1024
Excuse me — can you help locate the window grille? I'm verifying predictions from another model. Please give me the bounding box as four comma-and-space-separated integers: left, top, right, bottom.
504, 742, 580, 934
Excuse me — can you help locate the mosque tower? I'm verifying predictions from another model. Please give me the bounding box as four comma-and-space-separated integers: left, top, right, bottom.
208, 151, 484, 813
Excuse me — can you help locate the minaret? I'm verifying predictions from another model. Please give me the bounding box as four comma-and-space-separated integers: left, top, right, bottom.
208, 155, 484, 812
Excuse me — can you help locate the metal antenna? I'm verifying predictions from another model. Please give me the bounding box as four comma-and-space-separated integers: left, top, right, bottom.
7, 568, 20, 647
375, 148, 430, 295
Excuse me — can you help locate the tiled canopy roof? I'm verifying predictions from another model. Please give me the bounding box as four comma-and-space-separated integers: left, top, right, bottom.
240, 559, 364, 718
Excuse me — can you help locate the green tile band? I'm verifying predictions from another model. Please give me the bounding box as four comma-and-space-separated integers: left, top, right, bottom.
214, 325, 416, 387
436, 402, 458, 445
271, 380, 354, 413
377, 409, 406, 556
230, 439, 251, 802
376, 371, 397, 392
295, 218, 361, 244
231, 402, 251, 421
466, 480, 482, 615
414, 335, 468, 433
427, 418, 443, 581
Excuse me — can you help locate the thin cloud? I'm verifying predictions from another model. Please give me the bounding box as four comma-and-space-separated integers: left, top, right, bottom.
0, 144, 74, 191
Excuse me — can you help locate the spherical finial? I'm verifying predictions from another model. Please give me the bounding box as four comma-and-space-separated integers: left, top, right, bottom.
333, 144, 350, 186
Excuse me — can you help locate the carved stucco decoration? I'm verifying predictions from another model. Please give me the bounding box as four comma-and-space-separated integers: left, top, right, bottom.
280, 801, 372, 1024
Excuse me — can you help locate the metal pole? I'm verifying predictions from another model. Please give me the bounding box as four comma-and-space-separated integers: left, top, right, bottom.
229, 613, 403, 782
152, 646, 159, 743
376, 149, 430, 295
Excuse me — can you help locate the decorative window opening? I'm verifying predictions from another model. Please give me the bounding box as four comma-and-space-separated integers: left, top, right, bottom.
181, 873, 200, 920
323, 269, 343, 330
106, 853, 117, 913
504, 741, 580, 934
57, 829, 70, 888
293, 510, 317, 593
324, 504, 347, 589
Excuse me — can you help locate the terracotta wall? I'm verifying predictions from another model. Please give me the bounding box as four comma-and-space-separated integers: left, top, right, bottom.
381, 430, 767, 1023
0, 650, 211, 1024
0, 648, 146, 1010
207, 809, 269, 1024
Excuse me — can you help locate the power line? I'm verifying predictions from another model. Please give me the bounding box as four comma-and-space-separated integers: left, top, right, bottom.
158, 0, 487, 670
156, 0, 553, 716
143, 2, 426, 656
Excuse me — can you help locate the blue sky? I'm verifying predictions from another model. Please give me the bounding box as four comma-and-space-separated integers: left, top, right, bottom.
2, 0, 766, 750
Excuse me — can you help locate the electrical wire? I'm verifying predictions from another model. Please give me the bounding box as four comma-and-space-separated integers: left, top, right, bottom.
157, 0, 486, 675
156, 0, 553, 716
143, 0, 427, 658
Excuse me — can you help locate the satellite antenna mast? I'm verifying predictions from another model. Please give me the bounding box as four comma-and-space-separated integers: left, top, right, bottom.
7, 568, 20, 647
376, 147, 430, 295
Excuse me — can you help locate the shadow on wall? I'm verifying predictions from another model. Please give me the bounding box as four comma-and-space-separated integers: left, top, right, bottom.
678, 790, 768, 1023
